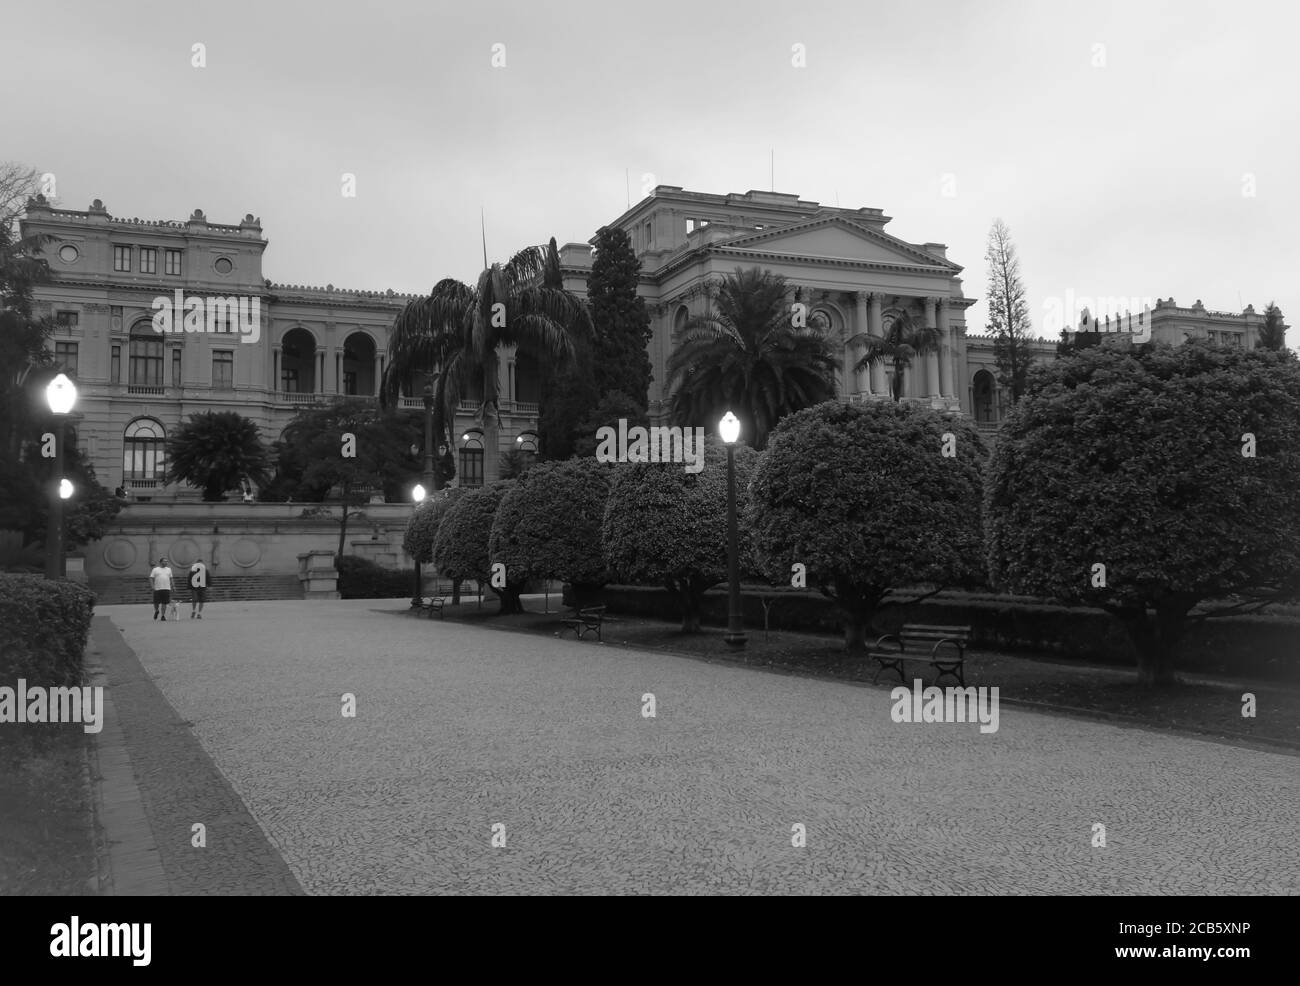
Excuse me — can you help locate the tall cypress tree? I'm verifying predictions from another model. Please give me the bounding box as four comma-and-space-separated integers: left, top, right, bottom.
985, 218, 1036, 401
589, 226, 652, 410
537, 237, 599, 459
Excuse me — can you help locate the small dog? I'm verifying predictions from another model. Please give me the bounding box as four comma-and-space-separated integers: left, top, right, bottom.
167, 600, 180, 621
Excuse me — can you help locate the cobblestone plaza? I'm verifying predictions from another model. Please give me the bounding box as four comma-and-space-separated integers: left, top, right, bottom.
90, 600, 1300, 895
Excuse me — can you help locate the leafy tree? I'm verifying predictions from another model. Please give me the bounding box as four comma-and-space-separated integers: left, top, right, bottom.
985, 218, 1036, 401
572, 390, 650, 458
489, 458, 612, 603
382, 244, 589, 485
1056, 326, 1102, 357
165, 411, 271, 501
432, 480, 521, 613
589, 226, 653, 409
0, 188, 54, 466
19, 437, 122, 551
272, 400, 423, 560
1258, 301, 1288, 352
0, 188, 120, 552
851, 309, 942, 403
602, 439, 759, 632
0, 162, 42, 234
749, 400, 987, 649
985, 342, 1300, 687
666, 267, 838, 449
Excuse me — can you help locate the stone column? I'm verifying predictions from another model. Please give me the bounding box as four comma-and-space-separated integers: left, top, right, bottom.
924, 297, 940, 397
272, 347, 280, 395
937, 298, 953, 399
852, 292, 870, 395
374, 354, 383, 397
869, 293, 886, 396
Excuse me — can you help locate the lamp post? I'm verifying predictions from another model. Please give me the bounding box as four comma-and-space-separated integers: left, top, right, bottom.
422, 383, 437, 492
411, 483, 426, 608
44, 374, 77, 580
719, 411, 746, 649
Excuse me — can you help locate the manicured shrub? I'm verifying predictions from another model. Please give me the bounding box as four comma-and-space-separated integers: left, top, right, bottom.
602, 438, 759, 631
403, 487, 466, 564
0, 574, 96, 687
986, 342, 1300, 686
489, 459, 612, 603
433, 481, 521, 613
749, 400, 988, 649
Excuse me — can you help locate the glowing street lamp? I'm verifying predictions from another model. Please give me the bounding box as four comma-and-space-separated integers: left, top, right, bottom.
719, 411, 746, 649
44, 373, 77, 579
411, 483, 427, 607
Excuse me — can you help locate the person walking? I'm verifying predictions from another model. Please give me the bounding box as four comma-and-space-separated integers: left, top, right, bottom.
149, 556, 174, 621
188, 558, 208, 619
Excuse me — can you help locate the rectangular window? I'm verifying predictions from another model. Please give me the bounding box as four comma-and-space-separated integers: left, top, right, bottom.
281, 368, 299, 393
111, 345, 121, 383
55, 311, 79, 328
130, 337, 164, 386
164, 249, 182, 276
113, 246, 131, 272
213, 350, 234, 389
55, 341, 78, 376
459, 448, 484, 488
140, 247, 157, 274
171, 348, 182, 387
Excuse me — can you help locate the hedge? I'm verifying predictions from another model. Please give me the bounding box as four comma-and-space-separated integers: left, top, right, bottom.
0, 574, 96, 687
336, 556, 415, 599
573, 584, 1300, 683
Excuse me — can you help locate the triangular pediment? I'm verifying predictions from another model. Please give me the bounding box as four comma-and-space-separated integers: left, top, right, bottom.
718, 217, 958, 270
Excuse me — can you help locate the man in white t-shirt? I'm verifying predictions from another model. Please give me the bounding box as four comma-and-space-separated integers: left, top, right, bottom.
148, 557, 174, 621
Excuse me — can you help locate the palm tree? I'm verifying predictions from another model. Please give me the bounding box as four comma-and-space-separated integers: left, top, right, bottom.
381, 242, 588, 484
849, 309, 943, 402
166, 411, 271, 501
664, 267, 839, 449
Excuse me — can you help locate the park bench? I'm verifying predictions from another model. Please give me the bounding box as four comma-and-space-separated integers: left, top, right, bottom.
558, 605, 607, 642
869, 624, 972, 687
416, 596, 446, 620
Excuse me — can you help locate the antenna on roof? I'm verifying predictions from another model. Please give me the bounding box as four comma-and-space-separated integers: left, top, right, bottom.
480, 207, 488, 268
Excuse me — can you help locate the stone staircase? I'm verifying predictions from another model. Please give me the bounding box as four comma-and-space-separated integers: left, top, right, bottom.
89, 573, 304, 605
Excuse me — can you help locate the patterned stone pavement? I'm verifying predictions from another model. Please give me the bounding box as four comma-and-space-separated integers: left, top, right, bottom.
99, 599, 1300, 895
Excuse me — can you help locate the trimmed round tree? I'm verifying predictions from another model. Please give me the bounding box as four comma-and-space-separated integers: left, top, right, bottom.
986, 342, 1300, 687
750, 400, 988, 649
432, 480, 522, 613
489, 459, 612, 603
403, 486, 466, 563
602, 438, 759, 632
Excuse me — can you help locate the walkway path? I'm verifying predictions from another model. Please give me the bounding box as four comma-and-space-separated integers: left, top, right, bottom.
95, 600, 1300, 895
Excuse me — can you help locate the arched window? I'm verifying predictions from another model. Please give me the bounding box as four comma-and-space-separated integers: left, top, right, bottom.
515, 431, 538, 469
341, 331, 376, 396
129, 324, 164, 387
459, 432, 484, 488
673, 305, 690, 338
123, 418, 166, 480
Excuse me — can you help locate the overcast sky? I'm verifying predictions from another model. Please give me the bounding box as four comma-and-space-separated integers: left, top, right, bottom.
7, 0, 1297, 342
